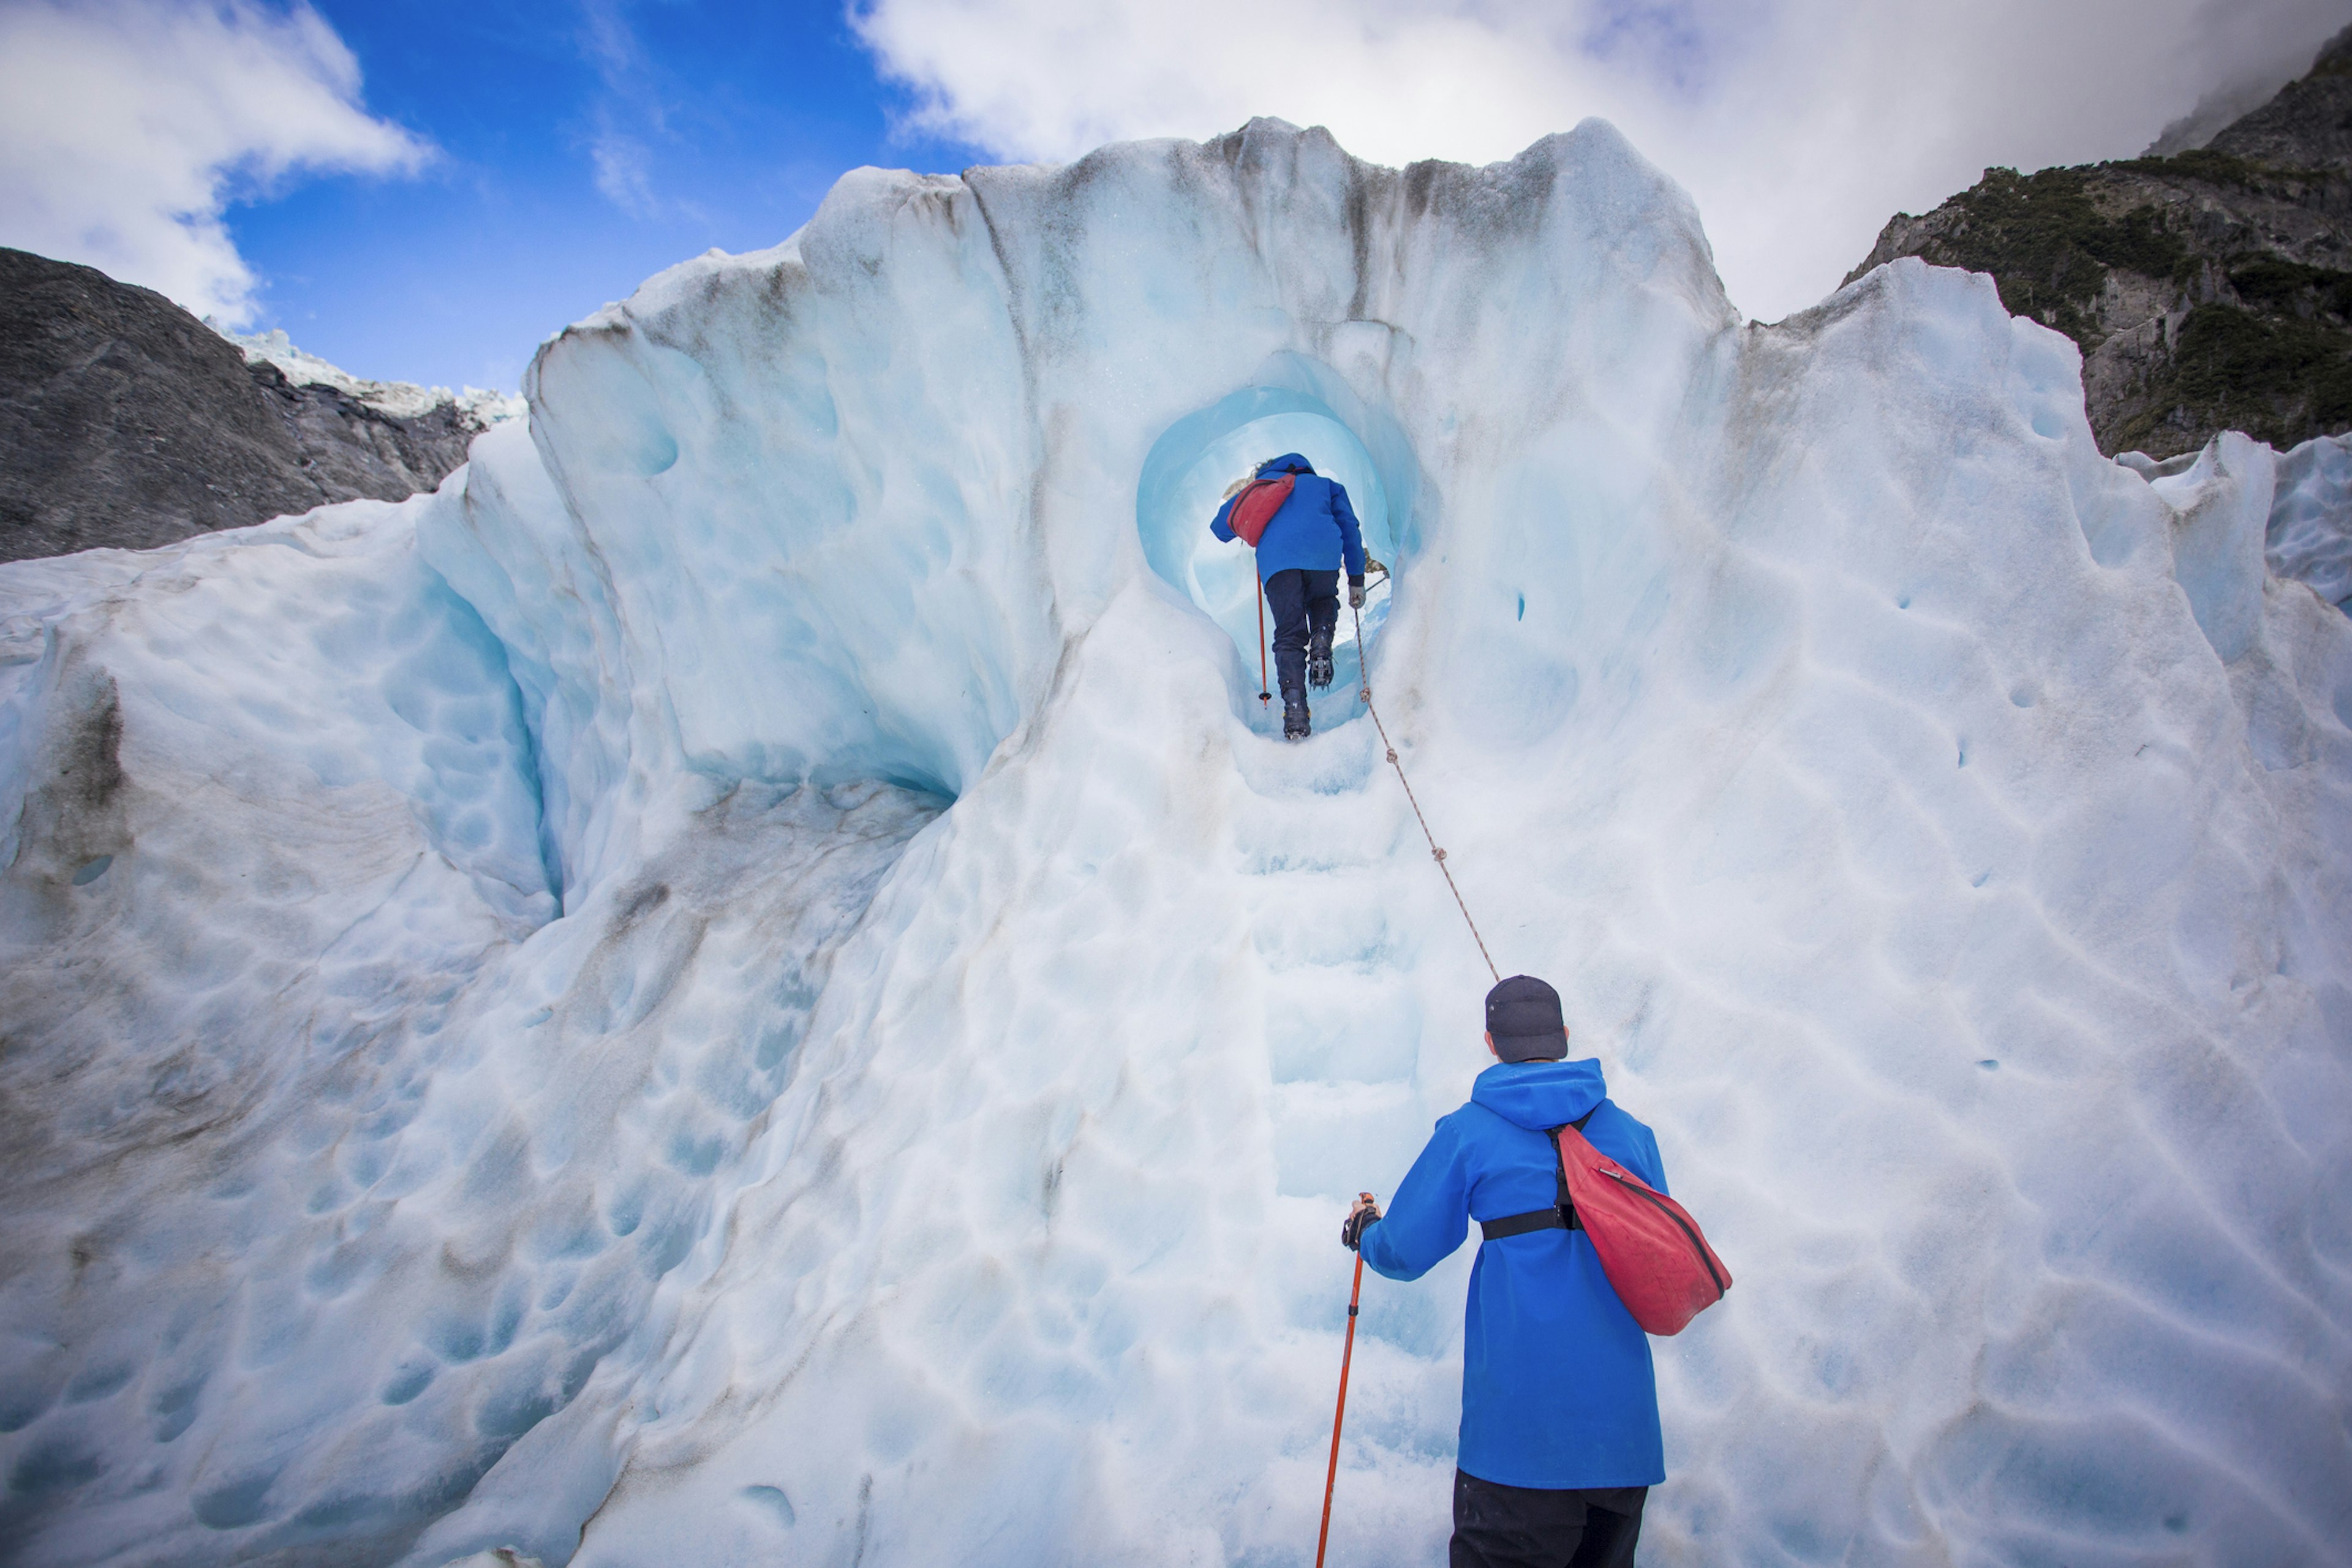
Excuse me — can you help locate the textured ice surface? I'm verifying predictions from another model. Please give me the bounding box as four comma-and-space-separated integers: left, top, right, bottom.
2122, 431, 2352, 617
4, 119, 2350, 1567
2264, 431, 2352, 612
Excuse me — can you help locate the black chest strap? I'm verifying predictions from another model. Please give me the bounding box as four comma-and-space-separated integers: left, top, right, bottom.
1477, 1105, 1597, 1243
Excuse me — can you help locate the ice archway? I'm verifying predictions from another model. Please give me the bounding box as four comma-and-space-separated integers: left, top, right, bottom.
1136, 366, 1414, 729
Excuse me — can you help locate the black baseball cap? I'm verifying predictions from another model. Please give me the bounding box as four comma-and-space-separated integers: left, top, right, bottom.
1485, 974, 1567, 1062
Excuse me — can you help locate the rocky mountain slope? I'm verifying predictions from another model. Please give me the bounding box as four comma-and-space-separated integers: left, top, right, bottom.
0, 248, 513, 563
1849, 26, 2352, 458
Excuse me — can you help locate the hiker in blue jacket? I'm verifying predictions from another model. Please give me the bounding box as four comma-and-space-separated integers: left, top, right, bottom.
1343, 974, 1667, 1568
1210, 453, 1366, 740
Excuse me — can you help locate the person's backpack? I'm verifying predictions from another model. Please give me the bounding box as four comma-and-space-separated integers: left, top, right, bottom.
1480, 1109, 1732, 1336
1227, 473, 1295, 546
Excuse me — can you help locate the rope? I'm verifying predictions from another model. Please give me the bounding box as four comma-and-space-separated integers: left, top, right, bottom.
1352, 592, 1501, 984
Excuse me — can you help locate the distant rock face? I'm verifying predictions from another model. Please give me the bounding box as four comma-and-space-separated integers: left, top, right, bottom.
1848, 27, 2352, 458
0, 248, 500, 563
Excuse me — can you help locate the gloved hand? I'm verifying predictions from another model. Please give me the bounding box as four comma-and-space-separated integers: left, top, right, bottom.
1348, 576, 1366, 610
1341, 1192, 1382, 1251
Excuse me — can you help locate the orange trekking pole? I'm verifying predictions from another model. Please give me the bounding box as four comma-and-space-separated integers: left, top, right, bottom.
1256, 577, 1272, 709
1316, 1196, 1373, 1568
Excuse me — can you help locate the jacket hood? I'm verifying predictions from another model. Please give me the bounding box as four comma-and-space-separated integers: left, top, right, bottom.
1258, 453, 1315, 477
1471, 1058, 1607, 1130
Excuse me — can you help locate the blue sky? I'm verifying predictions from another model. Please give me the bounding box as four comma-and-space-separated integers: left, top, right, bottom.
229, 2, 990, 391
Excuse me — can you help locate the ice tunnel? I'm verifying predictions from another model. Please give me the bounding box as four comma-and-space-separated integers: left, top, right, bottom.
1137, 355, 1422, 733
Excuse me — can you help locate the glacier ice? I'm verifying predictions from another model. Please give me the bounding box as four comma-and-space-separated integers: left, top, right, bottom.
2, 118, 2350, 1567
214, 325, 528, 429
2263, 431, 2352, 614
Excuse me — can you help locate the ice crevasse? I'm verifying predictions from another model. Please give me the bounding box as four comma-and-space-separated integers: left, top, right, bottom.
1, 117, 2349, 1567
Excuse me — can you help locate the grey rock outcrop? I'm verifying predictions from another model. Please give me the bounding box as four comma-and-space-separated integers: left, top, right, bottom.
1, 247, 501, 562
1847, 26, 2352, 458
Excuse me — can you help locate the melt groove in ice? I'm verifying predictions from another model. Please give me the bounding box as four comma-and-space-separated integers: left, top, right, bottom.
2, 117, 2349, 1567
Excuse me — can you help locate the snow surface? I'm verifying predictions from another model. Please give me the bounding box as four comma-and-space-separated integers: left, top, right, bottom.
5, 118, 2351, 1566
214, 325, 526, 428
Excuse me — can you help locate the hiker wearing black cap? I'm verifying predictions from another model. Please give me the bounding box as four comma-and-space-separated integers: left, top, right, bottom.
1341, 976, 1669, 1568
1210, 453, 1367, 740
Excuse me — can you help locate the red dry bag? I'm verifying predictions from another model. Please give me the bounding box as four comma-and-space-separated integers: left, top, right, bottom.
1227, 474, 1295, 546
1481, 1117, 1731, 1336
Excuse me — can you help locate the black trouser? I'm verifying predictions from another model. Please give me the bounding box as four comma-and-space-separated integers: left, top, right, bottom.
1263, 567, 1338, 715
1450, 1470, 1646, 1568
1262, 568, 1338, 658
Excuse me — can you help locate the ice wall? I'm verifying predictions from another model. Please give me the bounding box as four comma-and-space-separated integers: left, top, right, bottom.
2, 118, 2349, 1568
2265, 430, 2352, 613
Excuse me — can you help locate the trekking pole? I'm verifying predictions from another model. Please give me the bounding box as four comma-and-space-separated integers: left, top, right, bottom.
1256, 578, 1272, 709
1315, 1208, 1371, 1568
1350, 597, 1501, 983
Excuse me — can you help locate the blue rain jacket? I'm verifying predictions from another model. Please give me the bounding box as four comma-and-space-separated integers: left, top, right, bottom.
1208, 454, 1367, 582
1358, 1058, 1668, 1490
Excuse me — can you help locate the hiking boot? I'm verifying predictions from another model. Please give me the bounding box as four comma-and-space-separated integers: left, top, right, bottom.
1276, 649, 1311, 741
1306, 627, 1335, 690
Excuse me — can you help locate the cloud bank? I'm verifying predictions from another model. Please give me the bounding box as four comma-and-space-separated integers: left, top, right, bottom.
855, 0, 2351, 322
0, 0, 429, 325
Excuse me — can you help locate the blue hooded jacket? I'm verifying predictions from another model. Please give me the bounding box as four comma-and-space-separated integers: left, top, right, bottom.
1358, 1058, 1668, 1490
1209, 454, 1367, 582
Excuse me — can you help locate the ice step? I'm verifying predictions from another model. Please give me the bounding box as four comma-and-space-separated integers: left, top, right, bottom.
1234, 842, 1387, 877
1245, 888, 1407, 978
1231, 796, 1417, 880
1263, 970, 1420, 1086
1265, 1080, 1430, 1200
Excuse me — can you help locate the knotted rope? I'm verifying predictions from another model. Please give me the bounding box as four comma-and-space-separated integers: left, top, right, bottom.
1350, 587, 1499, 984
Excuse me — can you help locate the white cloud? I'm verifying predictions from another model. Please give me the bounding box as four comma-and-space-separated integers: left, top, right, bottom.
591, 121, 660, 217
573, 0, 694, 222
0, 0, 430, 325
854, 0, 2351, 322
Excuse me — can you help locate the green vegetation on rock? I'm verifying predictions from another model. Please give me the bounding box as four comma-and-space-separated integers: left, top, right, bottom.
2110, 148, 2283, 193
2225, 257, 2352, 316
1915, 168, 2191, 347
2111, 303, 2352, 453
